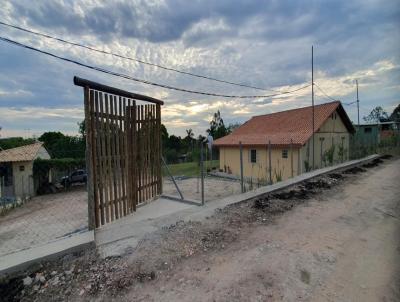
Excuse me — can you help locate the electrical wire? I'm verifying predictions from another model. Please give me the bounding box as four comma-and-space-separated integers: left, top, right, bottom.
1, 20, 290, 93
0, 36, 311, 99
314, 83, 338, 102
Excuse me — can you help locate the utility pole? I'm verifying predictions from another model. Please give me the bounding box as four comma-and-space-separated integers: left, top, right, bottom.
356, 80, 360, 126
311, 46, 315, 170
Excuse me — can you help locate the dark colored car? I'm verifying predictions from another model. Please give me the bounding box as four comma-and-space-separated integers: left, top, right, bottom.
61, 169, 87, 187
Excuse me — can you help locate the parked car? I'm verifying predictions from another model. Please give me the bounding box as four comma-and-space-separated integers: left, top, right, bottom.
61, 169, 87, 187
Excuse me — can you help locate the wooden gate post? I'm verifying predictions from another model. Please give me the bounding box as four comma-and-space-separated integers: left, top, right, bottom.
84, 87, 96, 230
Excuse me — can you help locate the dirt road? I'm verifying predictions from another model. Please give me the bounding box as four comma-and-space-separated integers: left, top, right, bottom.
121, 158, 400, 302
6, 158, 399, 302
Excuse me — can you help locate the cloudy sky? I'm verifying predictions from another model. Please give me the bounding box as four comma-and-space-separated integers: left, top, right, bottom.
0, 0, 399, 138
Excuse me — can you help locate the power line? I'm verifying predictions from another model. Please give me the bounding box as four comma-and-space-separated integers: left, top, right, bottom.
0, 20, 289, 93
0, 36, 311, 99
314, 83, 338, 102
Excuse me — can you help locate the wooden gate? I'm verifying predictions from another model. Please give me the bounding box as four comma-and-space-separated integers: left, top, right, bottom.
74, 77, 163, 229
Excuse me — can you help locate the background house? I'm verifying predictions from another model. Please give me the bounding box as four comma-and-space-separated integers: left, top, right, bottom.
0, 142, 51, 200
214, 101, 355, 183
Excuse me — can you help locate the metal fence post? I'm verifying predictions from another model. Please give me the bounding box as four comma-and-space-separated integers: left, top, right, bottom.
239, 141, 244, 193
268, 140, 272, 184
290, 139, 293, 178
200, 141, 205, 205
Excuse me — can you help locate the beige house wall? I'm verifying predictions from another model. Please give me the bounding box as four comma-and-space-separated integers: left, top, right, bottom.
12, 161, 35, 198
219, 146, 301, 183
219, 110, 351, 182
300, 110, 350, 172
9, 146, 51, 199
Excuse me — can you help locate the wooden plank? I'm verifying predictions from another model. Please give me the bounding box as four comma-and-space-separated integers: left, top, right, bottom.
111, 95, 119, 219
124, 100, 131, 213
118, 96, 126, 217
92, 91, 101, 228
139, 105, 143, 203
122, 97, 128, 214
104, 93, 113, 222
94, 91, 104, 226
89, 89, 99, 228
156, 104, 162, 195
99, 92, 109, 224
132, 101, 137, 211
84, 87, 96, 229
145, 104, 149, 202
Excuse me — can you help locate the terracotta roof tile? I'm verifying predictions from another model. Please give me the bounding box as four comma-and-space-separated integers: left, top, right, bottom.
214, 101, 354, 147
0, 142, 45, 163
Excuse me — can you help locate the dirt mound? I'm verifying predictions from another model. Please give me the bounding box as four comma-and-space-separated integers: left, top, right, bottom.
362, 158, 384, 168
343, 166, 366, 174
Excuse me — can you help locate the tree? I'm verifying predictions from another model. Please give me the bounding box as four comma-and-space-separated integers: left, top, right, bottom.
363, 106, 389, 123
207, 110, 229, 139
78, 120, 86, 138
390, 104, 400, 123
0, 137, 36, 150
227, 122, 242, 133
185, 129, 194, 140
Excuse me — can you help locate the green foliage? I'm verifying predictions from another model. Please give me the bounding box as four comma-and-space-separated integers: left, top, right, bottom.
33, 158, 86, 174
207, 110, 229, 139
363, 106, 389, 123
0, 137, 36, 150
323, 145, 336, 166
274, 169, 283, 182
304, 160, 311, 172
38, 131, 85, 159
337, 144, 347, 162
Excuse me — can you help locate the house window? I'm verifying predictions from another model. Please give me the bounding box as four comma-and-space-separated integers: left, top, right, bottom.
282, 149, 288, 159
19, 165, 25, 172
250, 149, 257, 163
364, 127, 372, 133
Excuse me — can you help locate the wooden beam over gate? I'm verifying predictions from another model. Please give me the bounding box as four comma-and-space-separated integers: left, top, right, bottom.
74, 76, 164, 105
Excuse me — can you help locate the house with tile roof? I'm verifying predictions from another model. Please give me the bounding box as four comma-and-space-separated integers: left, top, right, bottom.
214, 101, 355, 183
0, 142, 50, 199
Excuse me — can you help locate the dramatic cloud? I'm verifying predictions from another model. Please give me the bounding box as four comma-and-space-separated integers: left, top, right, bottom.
0, 0, 399, 138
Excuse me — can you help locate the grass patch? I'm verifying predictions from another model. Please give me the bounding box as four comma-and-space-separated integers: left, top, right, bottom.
163, 160, 219, 177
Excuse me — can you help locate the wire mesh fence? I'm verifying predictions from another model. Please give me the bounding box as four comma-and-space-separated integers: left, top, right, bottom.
161, 132, 400, 205
0, 163, 88, 257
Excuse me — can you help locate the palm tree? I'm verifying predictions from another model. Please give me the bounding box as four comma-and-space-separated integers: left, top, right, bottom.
185, 129, 194, 140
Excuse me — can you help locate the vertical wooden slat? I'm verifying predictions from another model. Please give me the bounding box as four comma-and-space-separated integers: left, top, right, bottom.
131, 101, 137, 211
152, 105, 156, 198
145, 104, 148, 201
99, 92, 107, 225
156, 104, 162, 195
110, 95, 119, 219
84, 87, 96, 229
114, 95, 121, 218
104, 94, 113, 222
122, 97, 128, 213
124, 100, 131, 213
139, 105, 143, 203
94, 91, 104, 226
118, 96, 126, 216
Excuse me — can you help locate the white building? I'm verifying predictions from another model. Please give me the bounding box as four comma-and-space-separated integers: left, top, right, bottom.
0, 142, 51, 199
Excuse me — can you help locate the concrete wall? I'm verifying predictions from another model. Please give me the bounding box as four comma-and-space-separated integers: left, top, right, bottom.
12, 161, 34, 199
219, 146, 301, 183
219, 110, 351, 181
